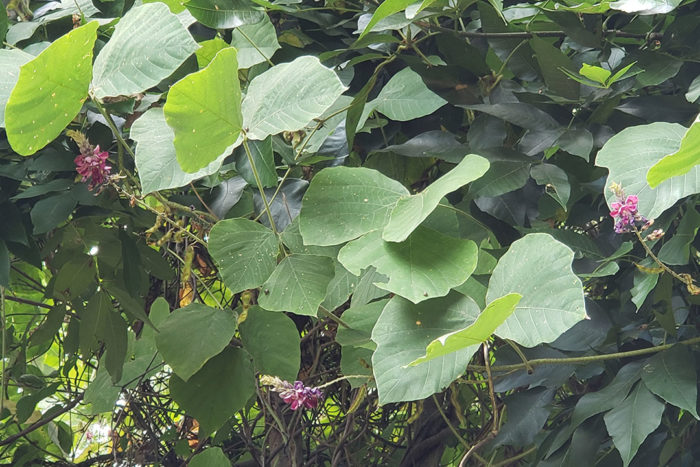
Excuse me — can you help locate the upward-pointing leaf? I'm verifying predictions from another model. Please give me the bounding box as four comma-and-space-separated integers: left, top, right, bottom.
164, 48, 242, 173
383, 154, 489, 242
5, 21, 99, 156
241, 56, 347, 140
409, 293, 521, 366
647, 116, 700, 187
92, 3, 198, 98
487, 233, 586, 347
370, 67, 447, 121
641, 345, 699, 419
299, 166, 409, 246
357, 0, 414, 39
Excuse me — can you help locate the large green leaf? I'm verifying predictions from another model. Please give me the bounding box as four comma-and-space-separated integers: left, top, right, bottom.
604, 383, 665, 467
234, 136, 277, 188
170, 347, 255, 437
0, 49, 32, 128
230, 16, 280, 68
610, 0, 681, 14
154, 304, 237, 381
257, 254, 334, 316
189, 448, 231, 467
495, 388, 556, 447
383, 154, 490, 242
468, 161, 531, 198
207, 218, 279, 294
657, 206, 700, 265
369, 67, 447, 121
299, 166, 409, 246
242, 56, 347, 140
5, 21, 99, 155
647, 116, 700, 188
409, 293, 521, 366
641, 345, 698, 419
372, 292, 481, 404
185, 0, 264, 29
92, 3, 198, 98
239, 306, 300, 381
132, 108, 227, 194
597, 122, 700, 219
486, 233, 586, 347
164, 47, 242, 173
338, 228, 478, 303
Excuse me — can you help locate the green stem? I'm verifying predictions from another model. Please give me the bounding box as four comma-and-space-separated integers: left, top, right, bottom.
432, 394, 470, 450
315, 374, 372, 390
468, 336, 700, 373
504, 339, 533, 373
243, 138, 278, 234
89, 93, 137, 173
633, 225, 697, 288
236, 29, 274, 67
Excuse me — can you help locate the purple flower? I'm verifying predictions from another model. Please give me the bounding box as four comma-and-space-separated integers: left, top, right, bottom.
608, 185, 647, 233
75, 145, 111, 190
261, 376, 324, 411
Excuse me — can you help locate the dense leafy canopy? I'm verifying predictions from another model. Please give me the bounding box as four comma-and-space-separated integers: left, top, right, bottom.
0, 0, 699, 465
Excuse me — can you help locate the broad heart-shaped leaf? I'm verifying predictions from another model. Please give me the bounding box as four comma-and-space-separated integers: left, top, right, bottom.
5, 21, 98, 156
185, 0, 264, 29
164, 47, 242, 173
409, 293, 521, 366
487, 233, 586, 347
597, 122, 700, 220
230, 16, 280, 68
170, 347, 254, 438
132, 108, 227, 194
604, 383, 665, 467
207, 218, 279, 294
239, 306, 301, 381
154, 304, 237, 381
641, 345, 699, 419
299, 166, 409, 246
372, 292, 481, 404
91, 3, 197, 98
338, 227, 478, 304
257, 254, 335, 316
383, 154, 490, 242
357, 0, 414, 39
189, 448, 231, 467
647, 116, 700, 187
0, 49, 32, 127
369, 67, 447, 122
242, 56, 347, 140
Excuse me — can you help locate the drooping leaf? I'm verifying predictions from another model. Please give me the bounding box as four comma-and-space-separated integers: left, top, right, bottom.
132, 108, 227, 193
487, 233, 586, 347
170, 347, 255, 437
195, 37, 229, 68
30, 193, 77, 235
0, 49, 32, 128
597, 122, 700, 219
604, 383, 665, 467
242, 56, 347, 140
383, 154, 489, 242
357, 0, 414, 39
185, 0, 264, 29
207, 218, 279, 294
239, 306, 301, 381
372, 292, 481, 404
164, 47, 242, 172
299, 166, 409, 246
657, 206, 700, 265
5, 21, 99, 155
529, 36, 579, 99
234, 136, 277, 188
494, 388, 556, 447
230, 16, 280, 68
369, 67, 447, 121
154, 304, 237, 381
641, 345, 698, 419
409, 293, 521, 366
92, 3, 198, 98
647, 116, 700, 188
321, 261, 358, 311
468, 161, 531, 198
257, 254, 335, 316
530, 163, 571, 209
610, 0, 681, 14
338, 228, 478, 303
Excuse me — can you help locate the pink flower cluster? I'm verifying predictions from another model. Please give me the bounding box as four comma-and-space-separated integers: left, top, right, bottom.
75, 145, 111, 190
609, 184, 648, 233
261, 376, 324, 411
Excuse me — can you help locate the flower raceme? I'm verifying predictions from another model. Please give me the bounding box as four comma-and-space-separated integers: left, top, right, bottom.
609, 183, 648, 233
75, 145, 111, 190
261, 375, 324, 410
